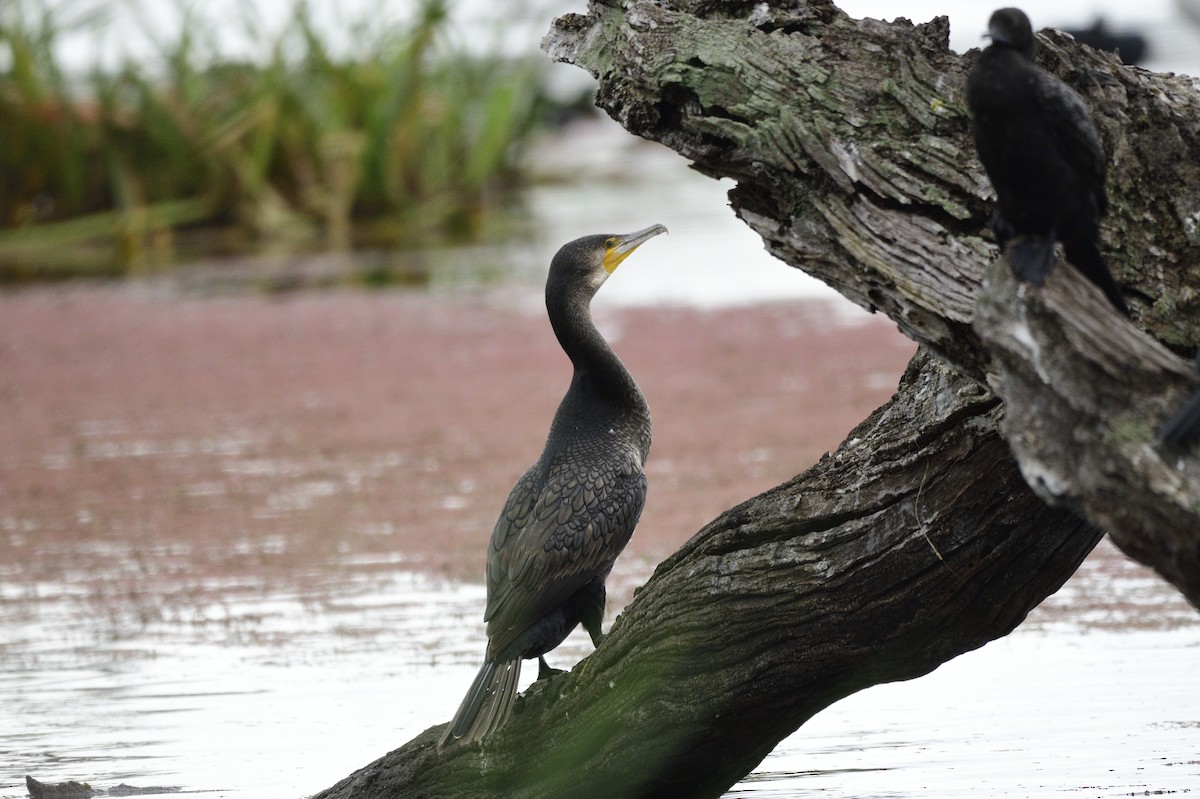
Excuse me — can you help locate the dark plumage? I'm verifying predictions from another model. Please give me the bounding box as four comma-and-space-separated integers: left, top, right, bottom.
967, 7, 1129, 315
438, 224, 667, 751
1064, 19, 1148, 66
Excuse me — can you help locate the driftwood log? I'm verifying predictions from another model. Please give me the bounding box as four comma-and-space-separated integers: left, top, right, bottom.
314, 2, 1200, 797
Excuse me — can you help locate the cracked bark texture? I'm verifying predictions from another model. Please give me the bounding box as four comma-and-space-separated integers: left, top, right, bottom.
314, 2, 1199, 797
540, 0, 1200, 598
975, 257, 1200, 607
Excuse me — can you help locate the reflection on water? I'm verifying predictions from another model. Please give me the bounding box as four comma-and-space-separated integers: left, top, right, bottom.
1, 564, 485, 797
2, 538, 1198, 799
162, 119, 838, 309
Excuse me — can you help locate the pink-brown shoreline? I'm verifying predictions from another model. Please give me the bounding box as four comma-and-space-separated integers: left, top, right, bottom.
0, 285, 916, 587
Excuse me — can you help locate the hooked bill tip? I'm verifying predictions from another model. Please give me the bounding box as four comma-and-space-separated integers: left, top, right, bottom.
614, 223, 668, 253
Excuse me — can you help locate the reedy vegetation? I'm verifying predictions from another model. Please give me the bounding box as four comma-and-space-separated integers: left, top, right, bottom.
0, 0, 548, 277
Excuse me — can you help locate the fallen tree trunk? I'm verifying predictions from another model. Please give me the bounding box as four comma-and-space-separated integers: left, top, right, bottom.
314, 351, 1098, 799
315, 1, 1200, 796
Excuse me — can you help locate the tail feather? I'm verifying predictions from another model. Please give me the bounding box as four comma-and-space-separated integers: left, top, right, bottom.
1062, 237, 1130, 316
485, 661, 520, 739
1159, 389, 1200, 448
438, 658, 521, 751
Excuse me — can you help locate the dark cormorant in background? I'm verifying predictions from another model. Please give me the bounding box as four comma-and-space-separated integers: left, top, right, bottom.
1064, 19, 1148, 66
967, 7, 1130, 315
438, 224, 667, 751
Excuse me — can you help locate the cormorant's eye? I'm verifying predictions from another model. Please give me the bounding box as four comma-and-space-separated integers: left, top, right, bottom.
604, 238, 616, 249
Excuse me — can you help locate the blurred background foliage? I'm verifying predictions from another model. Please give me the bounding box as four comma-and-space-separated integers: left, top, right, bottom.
0, 0, 561, 278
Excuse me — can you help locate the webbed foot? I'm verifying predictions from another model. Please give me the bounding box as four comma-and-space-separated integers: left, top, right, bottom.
537, 656, 565, 680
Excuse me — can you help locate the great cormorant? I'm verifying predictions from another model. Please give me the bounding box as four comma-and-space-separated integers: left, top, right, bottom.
966, 7, 1130, 315
438, 224, 667, 751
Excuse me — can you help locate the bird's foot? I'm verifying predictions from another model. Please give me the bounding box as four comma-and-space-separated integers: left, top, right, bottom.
1008, 235, 1056, 286
537, 656, 565, 680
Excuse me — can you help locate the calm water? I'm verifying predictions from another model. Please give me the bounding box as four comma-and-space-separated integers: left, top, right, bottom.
3, 126, 1199, 798
2, 539, 1197, 798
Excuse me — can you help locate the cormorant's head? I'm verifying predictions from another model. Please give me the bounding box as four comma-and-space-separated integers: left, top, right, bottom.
548, 224, 668, 297
985, 7, 1035, 58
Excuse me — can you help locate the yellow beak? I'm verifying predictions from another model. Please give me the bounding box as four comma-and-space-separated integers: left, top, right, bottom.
601, 223, 668, 274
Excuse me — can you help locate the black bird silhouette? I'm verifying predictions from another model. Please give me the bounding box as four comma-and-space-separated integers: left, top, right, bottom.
438, 224, 667, 751
967, 7, 1129, 315
1064, 19, 1148, 66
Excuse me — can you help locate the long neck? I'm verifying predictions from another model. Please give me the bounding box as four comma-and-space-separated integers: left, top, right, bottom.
984, 41, 1033, 68
546, 279, 645, 415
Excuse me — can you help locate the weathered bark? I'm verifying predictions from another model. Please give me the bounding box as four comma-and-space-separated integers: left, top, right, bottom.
975, 255, 1200, 606
315, 1, 1200, 796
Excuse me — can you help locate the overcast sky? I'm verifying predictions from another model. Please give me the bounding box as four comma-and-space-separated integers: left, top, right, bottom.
28, 0, 1199, 77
